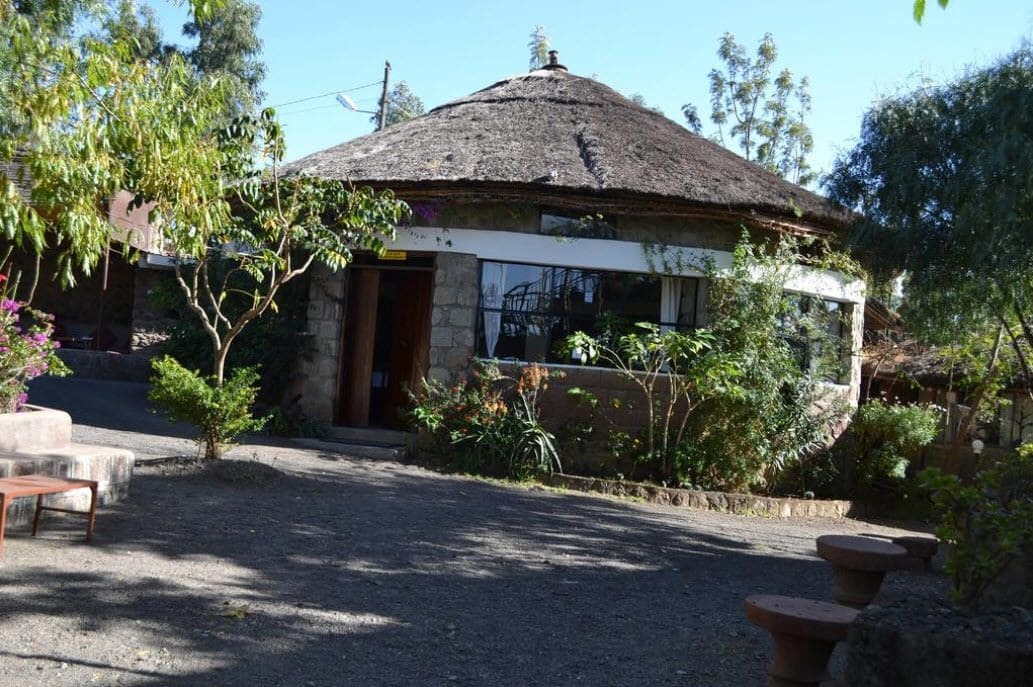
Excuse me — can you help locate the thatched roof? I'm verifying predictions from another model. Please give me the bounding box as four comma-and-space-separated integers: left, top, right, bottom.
286, 66, 848, 231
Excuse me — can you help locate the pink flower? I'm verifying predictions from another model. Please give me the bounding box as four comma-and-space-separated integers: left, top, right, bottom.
1, 299, 19, 314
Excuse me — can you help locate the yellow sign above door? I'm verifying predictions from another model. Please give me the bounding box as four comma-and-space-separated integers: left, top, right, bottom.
379, 250, 407, 261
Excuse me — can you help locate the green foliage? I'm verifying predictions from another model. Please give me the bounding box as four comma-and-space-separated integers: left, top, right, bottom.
527, 25, 550, 70
0, 265, 70, 412
148, 355, 266, 460
182, 0, 266, 114
151, 258, 310, 412
683, 238, 850, 492
409, 361, 561, 480
913, 0, 949, 24
826, 47, 1033, 397
564, 237, 852, 493
920, 451, 1033, 610
683, 32, 815, 185
372, 81, 425, 129
850, 399, 940, 490
563, 323, 736, 484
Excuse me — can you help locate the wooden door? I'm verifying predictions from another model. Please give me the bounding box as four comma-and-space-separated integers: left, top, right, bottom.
338, 268, 379, 427
383, 271, 434, 428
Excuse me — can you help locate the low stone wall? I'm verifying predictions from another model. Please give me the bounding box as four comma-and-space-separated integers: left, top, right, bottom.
0, 406, 135, 526
57, 348, 153, 383
544, 473, 859, 518
845, 597, 1033, 686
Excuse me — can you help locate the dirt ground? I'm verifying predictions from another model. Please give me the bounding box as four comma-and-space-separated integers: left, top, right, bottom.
0, 378, 944, 686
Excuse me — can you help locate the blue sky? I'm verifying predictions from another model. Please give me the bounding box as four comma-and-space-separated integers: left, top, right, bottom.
153, 1, 1033, 186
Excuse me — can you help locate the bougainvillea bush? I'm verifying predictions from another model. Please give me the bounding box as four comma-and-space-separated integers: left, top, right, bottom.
0, 274, 69, 413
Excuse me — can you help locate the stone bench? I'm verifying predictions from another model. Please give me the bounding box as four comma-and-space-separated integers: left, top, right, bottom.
745, 594, 858, 687
816, 534, 908, 608
0, 406, 133, 527
892, 535, 939, 571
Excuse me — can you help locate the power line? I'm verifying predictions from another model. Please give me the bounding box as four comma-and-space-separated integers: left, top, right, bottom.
269, 80, 383, 109
278, 103, 343, 116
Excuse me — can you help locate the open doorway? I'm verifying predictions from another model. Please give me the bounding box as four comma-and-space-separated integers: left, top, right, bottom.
337, 255, 434, 429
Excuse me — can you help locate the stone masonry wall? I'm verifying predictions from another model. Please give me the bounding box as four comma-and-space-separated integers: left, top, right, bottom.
129, 267, 178, 355
427, 252, 479, 383
297, 263, 347, 424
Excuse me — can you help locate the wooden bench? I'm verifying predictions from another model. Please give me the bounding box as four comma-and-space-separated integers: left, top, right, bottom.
0, 475, 99, 559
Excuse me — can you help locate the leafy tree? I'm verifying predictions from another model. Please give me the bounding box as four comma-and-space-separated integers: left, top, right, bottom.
103, 0, 163, 62
371, 81, 425, 129
181, 0, 265, 113
564, 324, 733, 483
682, 238, 848, 492
528, 24, 550, 70
683, 32, 815, 185
825, 47, 1033, 412
0, 0, 410, 457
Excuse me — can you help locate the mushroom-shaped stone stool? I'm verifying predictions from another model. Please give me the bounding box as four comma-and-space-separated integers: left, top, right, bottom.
745, 595, 858, 687
816, 534, 908, 608
891, 535, 939, 571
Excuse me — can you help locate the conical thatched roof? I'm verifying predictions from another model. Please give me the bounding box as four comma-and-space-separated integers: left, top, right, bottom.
287, 67, 847, 229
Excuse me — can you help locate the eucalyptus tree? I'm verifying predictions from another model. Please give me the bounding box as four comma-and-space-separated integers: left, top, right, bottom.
528, 25, 550, 70
181, 0, 265, 113
683, 32, 815, 185
372, 81, 425, 129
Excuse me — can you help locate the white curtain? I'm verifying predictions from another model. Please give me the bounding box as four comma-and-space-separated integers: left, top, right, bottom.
660, 277, 682, 334
481, 262, 506, 357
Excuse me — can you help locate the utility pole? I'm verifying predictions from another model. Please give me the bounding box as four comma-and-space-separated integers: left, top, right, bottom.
377, 60, 391, 131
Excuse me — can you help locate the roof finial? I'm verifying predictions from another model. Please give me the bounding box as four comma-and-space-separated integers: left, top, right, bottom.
542, 50, 568, 72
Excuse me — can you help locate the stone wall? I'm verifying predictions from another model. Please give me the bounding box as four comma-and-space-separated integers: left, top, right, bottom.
427, 252, 478, 382
296, 263, 347, 423
129, 267, 178, 355
415, 200, 747, 252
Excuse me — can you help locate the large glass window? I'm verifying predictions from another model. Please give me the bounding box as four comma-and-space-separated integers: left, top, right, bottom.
781, 295, 849, 383
477, 261, 698, 363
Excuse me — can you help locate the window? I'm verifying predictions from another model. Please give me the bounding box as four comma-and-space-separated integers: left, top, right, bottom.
781, 295, 849, 384
539, 211, 617, 239
477, 260, 699, 363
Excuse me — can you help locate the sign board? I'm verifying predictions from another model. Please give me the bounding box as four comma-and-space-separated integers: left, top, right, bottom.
379, 250, 407, 261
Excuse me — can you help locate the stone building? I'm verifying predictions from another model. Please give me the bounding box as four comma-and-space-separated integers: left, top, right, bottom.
285, 54, 864, 432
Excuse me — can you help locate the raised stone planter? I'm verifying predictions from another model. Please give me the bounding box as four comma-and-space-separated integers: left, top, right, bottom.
0, 405, 134, 525
544, 473, 859, 518
845, 597, 1033, 686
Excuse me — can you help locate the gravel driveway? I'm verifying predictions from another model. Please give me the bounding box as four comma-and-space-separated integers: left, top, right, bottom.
0, 378, 943, 686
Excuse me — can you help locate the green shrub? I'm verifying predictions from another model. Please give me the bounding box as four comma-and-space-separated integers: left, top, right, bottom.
409, 360, 560, 480
148, 355, 267, 460
149, 260, 310, 418
920, 450, 1033, 610
851, 399, 940, 490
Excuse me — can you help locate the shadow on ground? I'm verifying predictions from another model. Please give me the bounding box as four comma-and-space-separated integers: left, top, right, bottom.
0, 455, 848, 687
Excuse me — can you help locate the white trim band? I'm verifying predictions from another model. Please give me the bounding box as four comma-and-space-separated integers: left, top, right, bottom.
391, 227, 865, 304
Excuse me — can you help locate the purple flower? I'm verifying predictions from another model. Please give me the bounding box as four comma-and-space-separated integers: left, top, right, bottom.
0, 299, 19, 314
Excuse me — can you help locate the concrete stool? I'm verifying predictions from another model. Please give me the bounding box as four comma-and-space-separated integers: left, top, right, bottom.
891, 535, 939, 571
745, 594, 858, 687
816, 534, 908, 608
